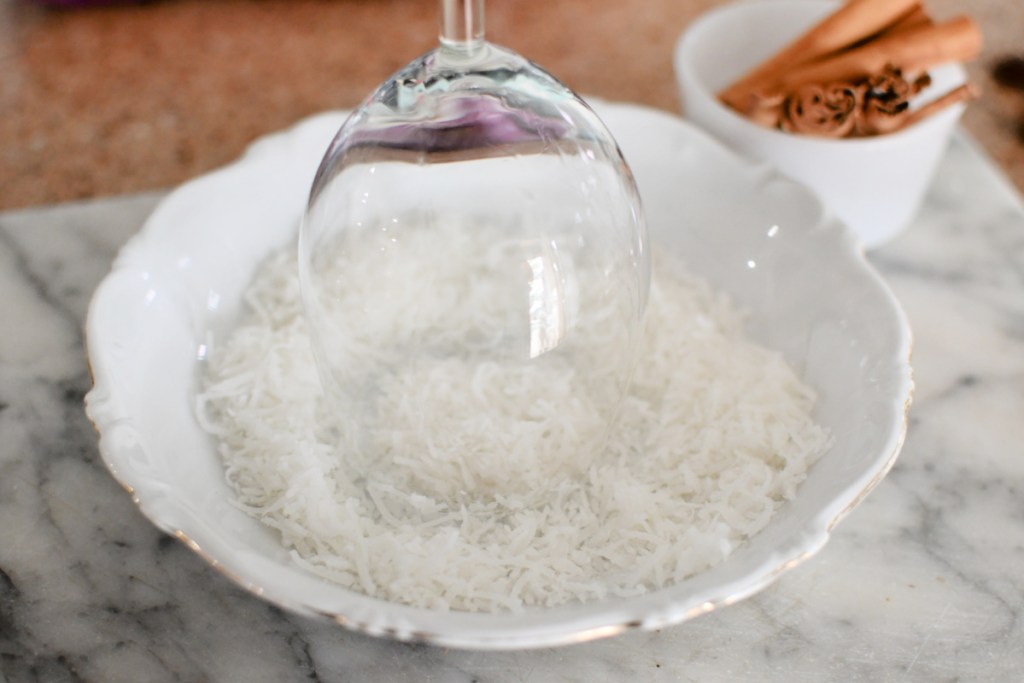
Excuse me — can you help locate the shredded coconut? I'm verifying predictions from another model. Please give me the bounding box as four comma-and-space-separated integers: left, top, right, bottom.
198, 235, 831, 613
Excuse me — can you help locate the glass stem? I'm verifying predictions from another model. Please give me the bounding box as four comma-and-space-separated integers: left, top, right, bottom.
439, 0, 485, 50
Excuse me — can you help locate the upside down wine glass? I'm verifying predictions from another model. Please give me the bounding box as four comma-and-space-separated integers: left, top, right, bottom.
298, 0, 650, 496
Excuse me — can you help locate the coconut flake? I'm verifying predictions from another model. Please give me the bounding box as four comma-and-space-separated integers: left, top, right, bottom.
197, 240, 831, 613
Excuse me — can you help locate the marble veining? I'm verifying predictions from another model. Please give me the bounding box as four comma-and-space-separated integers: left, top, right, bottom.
1, 135, 1023, 682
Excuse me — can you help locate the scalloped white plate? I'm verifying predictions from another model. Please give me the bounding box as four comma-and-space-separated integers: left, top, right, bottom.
84, 101, 912, 650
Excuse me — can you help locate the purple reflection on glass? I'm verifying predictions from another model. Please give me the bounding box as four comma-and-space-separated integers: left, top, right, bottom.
351, 95, 572, 154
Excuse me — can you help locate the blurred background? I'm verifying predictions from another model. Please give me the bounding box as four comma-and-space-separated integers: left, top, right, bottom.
1, 0, 1021, 210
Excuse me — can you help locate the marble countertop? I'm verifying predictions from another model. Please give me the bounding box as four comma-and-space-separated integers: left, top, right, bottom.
1, 0, 1023, 210
1, 124, 1023, 680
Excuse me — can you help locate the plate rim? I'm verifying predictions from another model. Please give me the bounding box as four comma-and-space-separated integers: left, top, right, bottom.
84, 99, 913, 650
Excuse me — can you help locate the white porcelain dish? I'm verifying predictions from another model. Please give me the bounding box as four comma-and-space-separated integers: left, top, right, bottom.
675, 0, 967, 248
85, 101, 912, 650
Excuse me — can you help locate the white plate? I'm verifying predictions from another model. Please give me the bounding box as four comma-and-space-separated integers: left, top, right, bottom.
84, 101, 912, 650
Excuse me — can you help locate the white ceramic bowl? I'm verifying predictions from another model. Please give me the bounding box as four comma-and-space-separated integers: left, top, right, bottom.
85, 101, 912, 650
675, 0, 968, 248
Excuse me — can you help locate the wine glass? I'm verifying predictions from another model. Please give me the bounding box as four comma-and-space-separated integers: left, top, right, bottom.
298, 0, 649, 498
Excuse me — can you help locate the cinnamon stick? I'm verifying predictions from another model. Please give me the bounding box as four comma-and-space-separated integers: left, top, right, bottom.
895, 83, 980, 130
856, 67, 930, 135
719, 0, 921, 110
782, 83, 861, 138
771, 16, 982, 96
877, 4, 933, 37
745, 93, 786, 128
